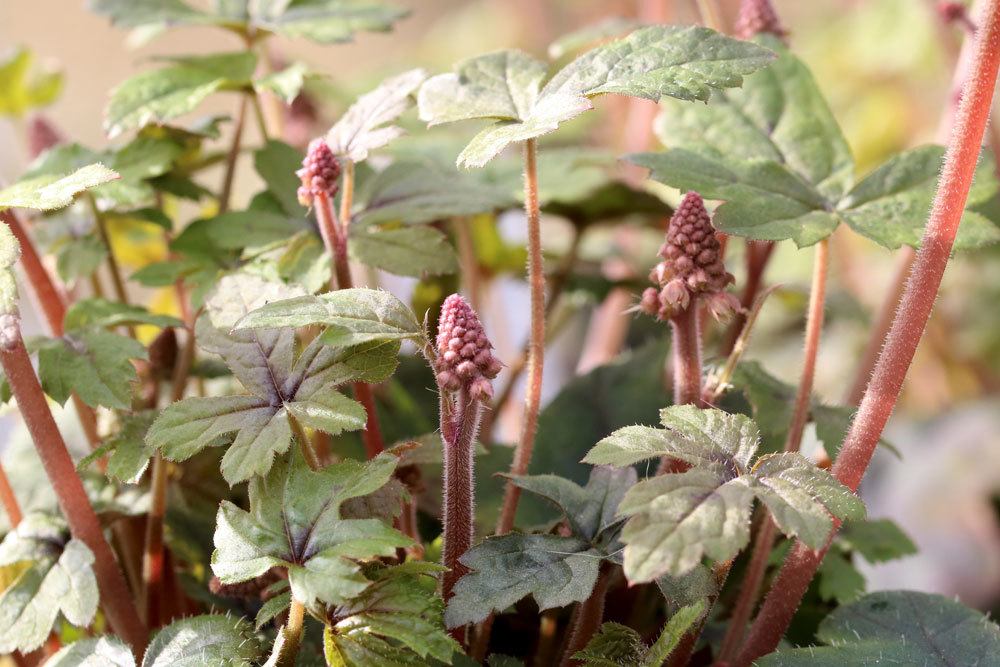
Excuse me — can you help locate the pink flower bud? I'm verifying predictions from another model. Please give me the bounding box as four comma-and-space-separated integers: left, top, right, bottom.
735, 0, 788, 42
296, 138, 341, 206
435, 294, 501, 401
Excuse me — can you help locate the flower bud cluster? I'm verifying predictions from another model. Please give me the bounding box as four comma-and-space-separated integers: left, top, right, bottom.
639, 192, 740, 322
296, 138, 341, 207
735, 0, 787, 41
435, 294, 502, 402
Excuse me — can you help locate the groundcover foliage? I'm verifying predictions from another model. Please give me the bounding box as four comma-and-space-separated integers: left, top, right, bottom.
1, 1, 999, 666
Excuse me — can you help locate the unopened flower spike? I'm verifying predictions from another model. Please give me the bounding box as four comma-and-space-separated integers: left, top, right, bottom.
638, 191, 741, 322
735, 0, 788, 42
296, 137, 342, 207
435, 294, 502, 402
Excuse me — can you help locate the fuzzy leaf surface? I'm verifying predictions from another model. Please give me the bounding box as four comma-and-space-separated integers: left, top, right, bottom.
324, 563, 459, 665
588, 407, 862, 581
141, 614, 262, 666
147, 274, 390, 484
505, 466, 637, 542
233, 287, 423, 348
584, 404, 759, 471
0, 164, 119, 211
444, 534, 602, 627
0, 514, 98, 653
212, 452, 410, 608
640, 37, 1000, 248
327, 69, 426, 162
37, 329, 147, 410
418, 26, 774, 167
446, 466, 634, 626
105, 52, 256, 137
756, 591, 1000, 666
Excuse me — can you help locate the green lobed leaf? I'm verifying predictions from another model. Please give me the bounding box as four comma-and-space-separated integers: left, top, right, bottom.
88, 0, 213, 31
618, 467, 754, 582
37, 328, 148, 410
326, 69, 426, 163
756, 591, 1000, 666
233, 287, 423, 348
505, 466, 637, 542
324, 563, 460, 664
350, 224, 458, 277
0, 164, 120, 212
419, 26, 774, 167
444, 534, 602, 627
584, 404, 760, 472
816, 552, 865, 604
140, 614, 262, 666
147, 274, 389, 484
211, 451, 410, 608
639, 37, 1000, 249
0, 514, 99, 654
105, 52, 256, 138
749, 452, 866, 549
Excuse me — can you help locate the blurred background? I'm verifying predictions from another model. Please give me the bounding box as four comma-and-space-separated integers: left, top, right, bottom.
1, 0, 999, 619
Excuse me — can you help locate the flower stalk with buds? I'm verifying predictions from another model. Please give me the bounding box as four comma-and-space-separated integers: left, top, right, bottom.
638, 192, 739, 408
433, 294, 501, 643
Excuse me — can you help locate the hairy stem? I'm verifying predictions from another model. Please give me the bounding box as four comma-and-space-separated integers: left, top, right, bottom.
315, 187, 387, 460
0, 331, 148, 655
718, 240, 828, 661
442, 388, 482, 645
2, 211, 102, 449
482, 226, 581, 440
735, 3, 1000, 662
496, 138, 545, 535
219, 96, 248, 214
268, 598, 306, 667
846, 0, 984, 405
559, 566, 611, 667
670, 304, 703, 407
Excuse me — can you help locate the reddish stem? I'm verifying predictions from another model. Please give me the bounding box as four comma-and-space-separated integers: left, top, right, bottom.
718, 239, 829, 662
846, 0, 984, 405
734, 3, 1000, 662
442, 388, 482, 645
496, 138, 545, 535
670, 304, 703, 407
1, 331, 148, 656
314, 189, 386, 459
559, 566, 611, 667
1, 210, 102, 449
